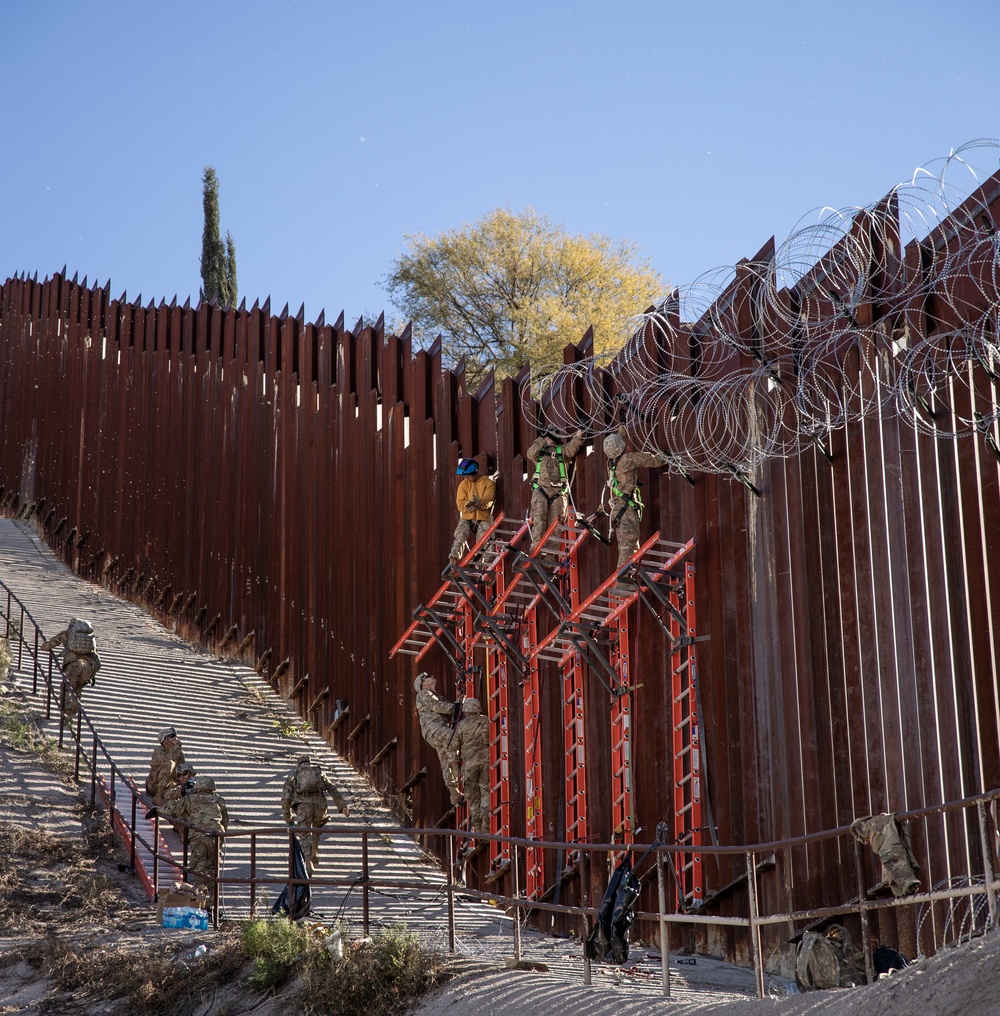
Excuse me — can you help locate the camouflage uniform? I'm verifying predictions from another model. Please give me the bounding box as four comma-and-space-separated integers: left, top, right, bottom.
41, 619, 101, 720
414, 674, 461, 804
280, 755, 349, 876
527, 431, 585, 551
145, 727, 186, 805
449, 474, 497, 565
604, 429, 669, 573
163, 763, 197, 803
453, 698, 490, 833
851, 813, 921, 896
161, 776, 229, 889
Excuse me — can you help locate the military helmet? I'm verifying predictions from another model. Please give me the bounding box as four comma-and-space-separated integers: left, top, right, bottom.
414, 672, 429, 691
603, 432, 626, 458
194, 775, 215, 792
157, 726, 178, 743
296, 754, 311, 766
176, 762, 196, 776
463, 697, 482, 714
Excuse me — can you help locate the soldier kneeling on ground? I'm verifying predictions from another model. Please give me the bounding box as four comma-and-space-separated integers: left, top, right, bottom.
163, 762, 197, 803
145, 726, 186, 806
150, 775, 229, 889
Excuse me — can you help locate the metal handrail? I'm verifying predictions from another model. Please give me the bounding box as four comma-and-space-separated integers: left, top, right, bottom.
1, 580, 176, 898
3, 575, 998, 1001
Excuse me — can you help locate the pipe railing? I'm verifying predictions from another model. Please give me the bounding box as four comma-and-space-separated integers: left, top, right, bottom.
3, 576, 998, 1001
138, 799, 1000, 1000
1, 579, 170, 898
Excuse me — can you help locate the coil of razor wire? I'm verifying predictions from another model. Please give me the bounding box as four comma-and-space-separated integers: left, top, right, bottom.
523, 140, 1000, 478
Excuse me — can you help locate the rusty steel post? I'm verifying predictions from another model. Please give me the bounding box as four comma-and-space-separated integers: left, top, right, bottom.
657, 843, 671, 997
746, 851, 764, 999
854, 838, 874, 984
977, 800, 997, 931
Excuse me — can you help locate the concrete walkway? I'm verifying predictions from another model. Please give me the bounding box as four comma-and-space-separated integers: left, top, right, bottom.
0, 518, 782, 1007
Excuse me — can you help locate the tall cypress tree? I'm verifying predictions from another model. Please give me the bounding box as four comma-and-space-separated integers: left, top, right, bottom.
200, 167, 238, 306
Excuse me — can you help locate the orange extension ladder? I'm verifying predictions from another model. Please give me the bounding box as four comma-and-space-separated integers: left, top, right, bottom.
487, 512, 590, 897
456, 514, 531, 878
633, 544, 704, 907
535, 534, 705, 906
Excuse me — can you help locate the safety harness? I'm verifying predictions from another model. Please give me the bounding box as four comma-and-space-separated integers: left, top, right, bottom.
532, 445, 570, 505
608, 454, 643, 528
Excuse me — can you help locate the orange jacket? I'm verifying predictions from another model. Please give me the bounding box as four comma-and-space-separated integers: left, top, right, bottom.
456, 475, 496, 521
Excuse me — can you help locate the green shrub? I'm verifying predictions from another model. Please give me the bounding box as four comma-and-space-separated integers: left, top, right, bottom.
301, 924, 443, 1016
243, 917, 310, 990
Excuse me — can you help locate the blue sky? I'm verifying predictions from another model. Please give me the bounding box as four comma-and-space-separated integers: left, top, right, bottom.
1, 1, 997, 329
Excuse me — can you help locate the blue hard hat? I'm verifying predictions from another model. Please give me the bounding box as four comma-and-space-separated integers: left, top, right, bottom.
456, 458, 479, 475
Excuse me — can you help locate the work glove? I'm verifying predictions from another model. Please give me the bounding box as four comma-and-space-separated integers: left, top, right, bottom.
89, 675, 97, 687
145, 808, 158, 820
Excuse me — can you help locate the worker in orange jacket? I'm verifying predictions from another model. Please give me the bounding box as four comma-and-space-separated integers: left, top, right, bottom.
448, 458, 496, 566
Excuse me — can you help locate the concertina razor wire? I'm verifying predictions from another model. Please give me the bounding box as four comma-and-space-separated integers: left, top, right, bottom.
520, 139, 1000, 480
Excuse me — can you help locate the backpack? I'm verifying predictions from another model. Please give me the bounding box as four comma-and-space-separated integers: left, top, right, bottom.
873, 945, 908, 975
585, 853, 641, 965
795, 924, 865, 990
66, 620, 96, 654
294, 765, 324, 794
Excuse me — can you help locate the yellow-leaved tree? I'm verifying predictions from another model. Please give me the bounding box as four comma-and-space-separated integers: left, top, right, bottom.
384, 208, 663, 387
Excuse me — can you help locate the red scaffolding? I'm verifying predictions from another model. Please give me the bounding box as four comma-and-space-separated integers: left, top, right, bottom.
392, 516, 706, 909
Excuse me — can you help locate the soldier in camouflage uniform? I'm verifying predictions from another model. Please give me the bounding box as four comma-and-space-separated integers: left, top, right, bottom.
527, 429, 586, 552
41, 618, 101, 720
145, 726, 186, 806
281, 754, 350, 876
163, 762, 197, 803
414, 673, 462, 805
603, 429, 670, 583
158, 775, 229, 889
453, 697, 490, 833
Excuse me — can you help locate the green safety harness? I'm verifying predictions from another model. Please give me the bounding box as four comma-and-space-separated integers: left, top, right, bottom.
608, 454, 643, 528
532, 445, 570, 504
